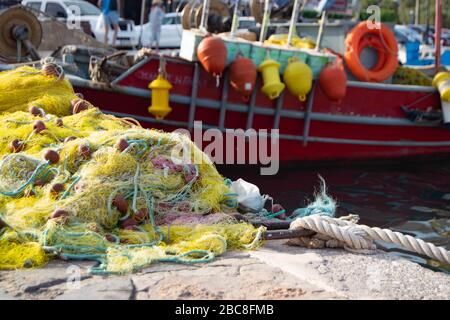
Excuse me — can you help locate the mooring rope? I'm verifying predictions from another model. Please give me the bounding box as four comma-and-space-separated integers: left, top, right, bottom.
289, 214, 450, 265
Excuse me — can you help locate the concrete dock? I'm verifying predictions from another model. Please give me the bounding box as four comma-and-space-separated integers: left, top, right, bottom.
0, 240, 449, 300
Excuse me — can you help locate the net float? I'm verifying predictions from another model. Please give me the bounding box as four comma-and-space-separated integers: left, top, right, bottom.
134, 208, 148, 222
55, 118, 63, 127
120, 218, 137, 229
44, 150, 60, 164
42, 62, 63, 79
78, 145, 91, 158
105, 234, 116, 242
51, 209, 68, 219
116, 138, 129, 152
50, 183, 64, 194
34, 179, 46, 187
70, 98, 80, 110
33, 120, 46, 133
72, 99, 91, 114
272, 203, 286, 220
112, 194, 128, 214
29, 106, 43, 117
64, 136, 77, 143
9, 139, 23, 153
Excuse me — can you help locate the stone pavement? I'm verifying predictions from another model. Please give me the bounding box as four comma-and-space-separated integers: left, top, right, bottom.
0, 240, 449, 300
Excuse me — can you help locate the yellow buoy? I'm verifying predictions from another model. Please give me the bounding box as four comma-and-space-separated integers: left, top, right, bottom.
265, 34, 316, 49
148, 74, 173, 120
283, 57, 313, 101
432, 72, 450, 102
258, 59, 285, 100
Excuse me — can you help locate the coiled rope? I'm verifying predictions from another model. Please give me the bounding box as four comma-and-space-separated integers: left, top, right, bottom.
289, 214, 450, 265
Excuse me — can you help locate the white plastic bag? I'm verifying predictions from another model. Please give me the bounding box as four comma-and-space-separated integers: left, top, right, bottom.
230, 179, 269, 213
95, 13, 106, 33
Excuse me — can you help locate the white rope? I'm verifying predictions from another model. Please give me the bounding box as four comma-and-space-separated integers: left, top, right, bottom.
289, 215, 450, 265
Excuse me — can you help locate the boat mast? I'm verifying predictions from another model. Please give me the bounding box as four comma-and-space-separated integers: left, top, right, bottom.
435, 0, 442, 74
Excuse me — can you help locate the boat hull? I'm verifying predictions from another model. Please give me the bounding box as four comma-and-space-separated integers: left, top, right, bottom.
71, 55, 450, 163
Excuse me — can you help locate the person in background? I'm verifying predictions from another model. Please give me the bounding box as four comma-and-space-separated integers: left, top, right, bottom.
149, 0, 165, 50
98, 0, 121, 46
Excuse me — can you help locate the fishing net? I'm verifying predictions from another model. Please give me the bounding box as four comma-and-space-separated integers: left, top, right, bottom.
0, 67, 263, 274
392, 67, 432, 86
0, 65, 76, 116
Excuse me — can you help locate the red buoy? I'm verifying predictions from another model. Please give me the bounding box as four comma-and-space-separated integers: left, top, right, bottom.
44, 150, 60, 164
51, 209, 68, 219
9, 139, 23, 153
229, 56, 257, 101
318, 63, 347, 103
197, 35, 227, 78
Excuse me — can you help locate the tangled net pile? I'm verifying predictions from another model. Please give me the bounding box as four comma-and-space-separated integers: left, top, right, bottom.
0, 65, 76, 115
0, 66, 263, 274
392, 66, 432, 87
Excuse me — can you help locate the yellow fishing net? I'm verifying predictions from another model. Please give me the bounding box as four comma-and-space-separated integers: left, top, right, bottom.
392, 66, 432, 86
0, 66, 263, 273
0, 65, 76, 116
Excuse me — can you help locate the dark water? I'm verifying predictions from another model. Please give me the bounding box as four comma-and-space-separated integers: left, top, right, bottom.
218, 158, 450, 272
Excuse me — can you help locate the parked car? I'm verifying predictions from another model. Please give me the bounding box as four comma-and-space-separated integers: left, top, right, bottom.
21, 0, 138, 48
135, 12, 182, 48
393, 25, 422, 44
136, 14, 258, 49
0, 0, 21, 10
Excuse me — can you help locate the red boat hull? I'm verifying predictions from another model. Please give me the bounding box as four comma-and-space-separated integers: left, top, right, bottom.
72, 55, 450, 163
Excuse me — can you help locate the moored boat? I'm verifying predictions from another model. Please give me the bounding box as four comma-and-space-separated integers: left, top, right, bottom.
71, 53, 450, 163
2, 2, 450, 164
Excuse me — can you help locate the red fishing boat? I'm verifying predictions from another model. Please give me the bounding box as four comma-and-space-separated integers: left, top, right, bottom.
71, 53, 450, 163
1, 3, 449, 164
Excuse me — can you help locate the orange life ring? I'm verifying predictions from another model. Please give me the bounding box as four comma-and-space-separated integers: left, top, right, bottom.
344, 22, 398, 82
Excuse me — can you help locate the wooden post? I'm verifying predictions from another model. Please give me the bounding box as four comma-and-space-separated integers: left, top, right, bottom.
414, 0, 420, 25
138, 0, 146, 47
200, 0, 210, 32
287, 0, 301, 47
230, 0, 240, 38
259, 0, 271, 42
315, 10, 327, 51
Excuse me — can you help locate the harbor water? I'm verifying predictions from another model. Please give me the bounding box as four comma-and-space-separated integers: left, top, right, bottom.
219, 157, 450, 272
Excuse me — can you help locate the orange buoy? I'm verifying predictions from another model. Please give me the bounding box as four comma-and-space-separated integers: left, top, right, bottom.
197, 35, 227, 78
229, 55, 257, 101
344, 22, 398, 82
318, 62, 347, 103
